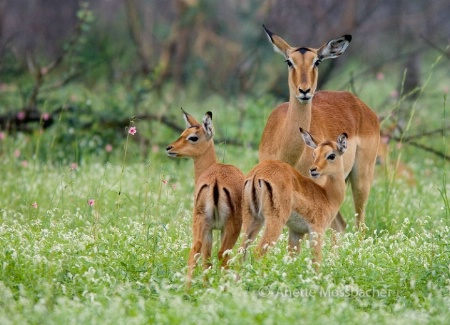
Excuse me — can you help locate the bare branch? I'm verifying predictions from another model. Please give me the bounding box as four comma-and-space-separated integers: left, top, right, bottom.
26, 3, 89, 109
123, 0, 150, 74
401, 128, 447, 142
420, 34, 450, 59
404, 140, 450, 162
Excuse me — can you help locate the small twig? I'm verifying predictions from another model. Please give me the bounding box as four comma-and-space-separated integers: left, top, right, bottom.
404, 140, 450, 162
41, 70, 85, 92
388, 123, 449, 161
400, 128, 447, 142
420, 34, 450, 59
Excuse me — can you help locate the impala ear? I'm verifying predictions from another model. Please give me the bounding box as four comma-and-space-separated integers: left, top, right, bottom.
300, 128, 317, 149
317, 35, 352, 61
263, 24, 293, 58
202, 111, 214, 139
337, 133, 348, 155
181, 107, 200, 127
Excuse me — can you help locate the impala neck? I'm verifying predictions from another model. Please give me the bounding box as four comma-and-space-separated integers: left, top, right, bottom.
193, 142, 218, 183
322, 173, 346, 208
282, 95, 312, 164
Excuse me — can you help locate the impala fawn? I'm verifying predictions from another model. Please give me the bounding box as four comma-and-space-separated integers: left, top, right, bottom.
166, 109, 244, 288
241, 128, 348, 267
259, 25, 380, 229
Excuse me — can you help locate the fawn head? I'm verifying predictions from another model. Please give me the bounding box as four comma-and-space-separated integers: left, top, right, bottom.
300, 128, 348, 179
166, 108, 214, 159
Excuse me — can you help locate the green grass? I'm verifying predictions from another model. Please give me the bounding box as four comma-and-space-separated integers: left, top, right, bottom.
1, 56, 450, 323
0, 155, 449, 324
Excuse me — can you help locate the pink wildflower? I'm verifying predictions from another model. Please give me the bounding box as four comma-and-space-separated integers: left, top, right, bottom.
128, 126, 137, 135
17, 111, 26, 120
21, 160, 28, 167
88, 199, 95, 207
42, 113, 50, 121
0, 132, 5, 141
32, 202, 38, 209
381, 136, 390, 144
14, 149, 20, 158
376, 72, 385, 80
390, 90, 399, 99
162, 179, 168, 185
172, 184, 176, 190
71, 162, 78, 170
105, 144, 113, 152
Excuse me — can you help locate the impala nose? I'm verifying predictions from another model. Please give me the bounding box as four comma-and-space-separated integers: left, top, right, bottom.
166, 145, 177, 157
299, 88, 310, 95
298, 88, 312, 101
310, 167, 320, 178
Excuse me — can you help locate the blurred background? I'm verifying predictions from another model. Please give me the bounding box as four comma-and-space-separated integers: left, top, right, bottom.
0, 0, 449, 163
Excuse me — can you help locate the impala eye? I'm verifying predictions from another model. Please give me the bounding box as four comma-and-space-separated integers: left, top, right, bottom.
187, 135, 199, 143
285, 59, 293, 68
327, 153, 336, 161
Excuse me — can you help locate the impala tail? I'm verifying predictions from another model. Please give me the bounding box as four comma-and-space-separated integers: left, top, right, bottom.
244, 175, 275, 221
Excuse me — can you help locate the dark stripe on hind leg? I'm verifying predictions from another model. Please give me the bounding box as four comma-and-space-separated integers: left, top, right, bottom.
196, 184, 209, 202
223, 187, 234, 215
262, 180, 275, 211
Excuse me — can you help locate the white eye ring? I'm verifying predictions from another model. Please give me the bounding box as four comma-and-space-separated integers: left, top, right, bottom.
187, 135, 199, 143
285, 58, 293, 68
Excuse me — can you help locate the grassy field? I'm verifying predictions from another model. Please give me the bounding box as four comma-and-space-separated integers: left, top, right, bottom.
1, 56, 450, 324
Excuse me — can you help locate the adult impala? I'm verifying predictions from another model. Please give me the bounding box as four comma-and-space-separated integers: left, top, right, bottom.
241, 128, 348, 266
259, 25, 380, 228
166, 109, 244, 288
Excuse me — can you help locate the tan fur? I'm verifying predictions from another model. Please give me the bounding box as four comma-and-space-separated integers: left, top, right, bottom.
241, 130, 347, 267
259, 27, 380, 228
166, 109, 244, 288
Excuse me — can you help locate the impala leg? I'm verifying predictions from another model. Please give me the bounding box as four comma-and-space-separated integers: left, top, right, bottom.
288, 229, 306, 254
330, 212, 346, 247
256, 219, 285, 257
201, 228, 213, 271
309, 227, 325, 271
186, 242, 202, 289
240, 203, 264, 258
186, 217, 203, 289
350, 152, 376, 229
330, 211, 347, 233
218, 214, 242, 268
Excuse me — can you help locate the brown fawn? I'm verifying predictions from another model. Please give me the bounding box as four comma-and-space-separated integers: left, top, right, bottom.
166, 109, 244, 288
259, 25, 380, 230
241, 128, 348, 267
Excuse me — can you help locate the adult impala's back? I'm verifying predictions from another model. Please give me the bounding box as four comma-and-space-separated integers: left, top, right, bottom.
259, 25, 380, 228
